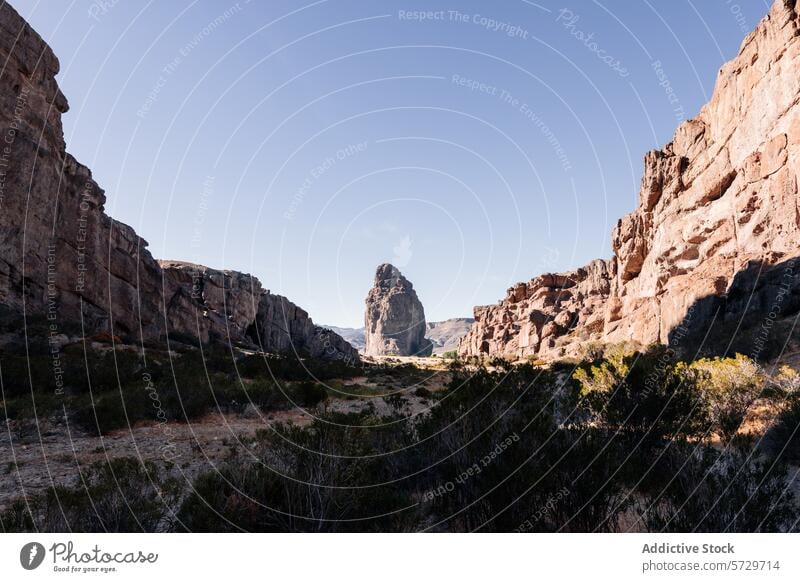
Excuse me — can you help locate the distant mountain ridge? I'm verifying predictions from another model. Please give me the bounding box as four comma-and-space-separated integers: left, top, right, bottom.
426, 318, 475, 354
322, 326, 366, 350
323, 317, 474, 355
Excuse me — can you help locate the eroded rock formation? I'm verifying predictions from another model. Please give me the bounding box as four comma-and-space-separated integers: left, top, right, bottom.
459, 261, 611, 359
461, 0, 800, 360
251, 292, 360, 361
0, 4, 357, 362
364, 264, 433, 356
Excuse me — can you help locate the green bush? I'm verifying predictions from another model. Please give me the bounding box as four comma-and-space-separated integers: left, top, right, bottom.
1, 458, 180, 532
70, 385, 148, 435
574, 346, 709, 441
676, 354, 763, 442
289, 381, 328, 408
237, 353, 360, 381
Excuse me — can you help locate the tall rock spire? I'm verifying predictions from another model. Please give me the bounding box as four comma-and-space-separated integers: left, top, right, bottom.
364, 264, 433, 357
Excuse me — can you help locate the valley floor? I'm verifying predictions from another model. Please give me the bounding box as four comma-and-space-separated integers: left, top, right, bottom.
0, 360, 450, 512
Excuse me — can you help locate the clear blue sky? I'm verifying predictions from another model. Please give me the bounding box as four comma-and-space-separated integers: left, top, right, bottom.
13, 0, 771, 327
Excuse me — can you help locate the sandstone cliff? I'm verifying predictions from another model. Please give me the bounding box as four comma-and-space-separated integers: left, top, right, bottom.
0, 4, 357, 362
364, 264, 433, 357
461, 0, 800, 360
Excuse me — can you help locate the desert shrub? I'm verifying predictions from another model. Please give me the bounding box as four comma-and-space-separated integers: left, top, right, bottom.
677, 354, 764, 442
63, 362, 334, 435
70, 386, 148, 434
643, 445, 797, 532
515, 428, 637, 533
237, 353, 360, 381
385, 393, 406, 411
404, 363, 655, 532
68, 371, 225, 435
579, 341, 607, 362
1, 458, 180, 532
770, 365, 800, 395
488, 356, 513, 371
414, 386, 432, 399
289, 381, 328, 408
0, 354, 58, 398
574, 346, 708, 441
62, 348, 145, 395
442, 351, 458, 360
1, 390, 62, 420
229, 378, 283, 409
574, 350, 769, 443
177, 413, 415, 532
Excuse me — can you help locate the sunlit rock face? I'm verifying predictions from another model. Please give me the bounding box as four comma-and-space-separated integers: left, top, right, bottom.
461, 0, 800, 360
364, 264, 433, 357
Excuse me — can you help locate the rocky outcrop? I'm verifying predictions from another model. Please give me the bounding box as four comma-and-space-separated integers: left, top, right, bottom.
0, 3, 356, 362
251, 293, 359, 362
319, 318, 474, 355
159, 261, 263, 344
0, 5, 164, 340
161, 261, 359, 360
364, 264, 433, 356
460, 260, 611, 359
461, 0, 800, 360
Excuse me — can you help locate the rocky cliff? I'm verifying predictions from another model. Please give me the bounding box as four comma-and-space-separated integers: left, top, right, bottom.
459, 261, 611, 359
0, 3, 357, 362
364, 264, 433, 357
461, 0, 800, 360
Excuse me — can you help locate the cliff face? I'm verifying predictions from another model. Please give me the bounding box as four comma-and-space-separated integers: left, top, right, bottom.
0, 4, 357, 362
364, 264, 433, 357
459, 261, 611, 359
0, 5, 165, 339
461, 0, 800, 360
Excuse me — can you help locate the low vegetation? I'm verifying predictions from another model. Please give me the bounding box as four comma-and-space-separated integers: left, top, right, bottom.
0, 344, 357, 435
1, 458, 180, 532
2, 342, 799, 532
